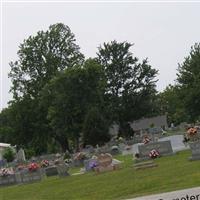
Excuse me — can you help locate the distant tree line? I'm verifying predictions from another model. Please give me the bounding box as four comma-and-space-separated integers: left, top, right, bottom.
0, 23, 199, 155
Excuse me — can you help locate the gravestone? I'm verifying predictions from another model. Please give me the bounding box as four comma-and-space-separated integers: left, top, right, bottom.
95, 153, 114, 173
0, 174, 16, 186
45, 166, 58, 177
138, 140, 173, 160
19, 169, 42, 183
38, 154, 57, 162
57, 164, 70, 177
189, 141, 200, 161
16, 148, 26, 162
0, 160, 6, 168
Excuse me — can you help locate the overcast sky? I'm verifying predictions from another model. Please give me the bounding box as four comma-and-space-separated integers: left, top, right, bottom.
1, 1, 200, 110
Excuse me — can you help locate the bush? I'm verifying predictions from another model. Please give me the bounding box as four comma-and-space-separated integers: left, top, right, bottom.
24, 148, 35, 160
3, 147, 15, 162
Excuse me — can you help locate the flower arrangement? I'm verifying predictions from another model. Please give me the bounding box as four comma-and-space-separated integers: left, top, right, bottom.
0, 168, 14, 177
41, 160, 49, 168
143, 136, 150, 144
187, 127, 197, 136
28, 162, 40, 172
149, 149, 159, 159
185, 126, 200, 142
0, 168, 9, 177
89, 160, 98, 169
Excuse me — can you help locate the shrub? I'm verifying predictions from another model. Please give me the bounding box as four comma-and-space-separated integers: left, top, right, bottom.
3, 147, 15, 162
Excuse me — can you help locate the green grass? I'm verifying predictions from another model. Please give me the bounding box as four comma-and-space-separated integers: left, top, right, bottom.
1, 151, 200, 200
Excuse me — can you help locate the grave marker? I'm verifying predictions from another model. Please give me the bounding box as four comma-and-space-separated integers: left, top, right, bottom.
138, 140, 173, 160
189, 141, 200, 161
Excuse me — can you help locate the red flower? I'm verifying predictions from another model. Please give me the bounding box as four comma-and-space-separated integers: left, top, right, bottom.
28, 163, 39, 172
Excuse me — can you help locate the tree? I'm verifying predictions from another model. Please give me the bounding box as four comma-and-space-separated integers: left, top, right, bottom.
3, 147, 15, 163
177, 43, 200, 122
83, 107, 110, 146
97, 41, 158, 136
41, 59, 106, 151
6, 23, 84, 154
9, 23, 84, 99
0, 99, 52, 155
0, 107, 15, 144
157, 85, 187, 125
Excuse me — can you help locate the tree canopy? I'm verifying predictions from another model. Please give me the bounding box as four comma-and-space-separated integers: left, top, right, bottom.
41, 59, 107, 150
97, 41, 158, 134
2, 23, 188, 154
177, 43, 200, 121
9, 23, 84, 99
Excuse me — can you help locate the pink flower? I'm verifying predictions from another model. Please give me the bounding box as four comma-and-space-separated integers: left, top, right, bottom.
149, 149, 159, 159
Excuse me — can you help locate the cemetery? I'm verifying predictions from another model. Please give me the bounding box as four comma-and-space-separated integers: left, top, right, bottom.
0, 150, 200, 200
1, 5, 200, 199
0, 125, 200, 199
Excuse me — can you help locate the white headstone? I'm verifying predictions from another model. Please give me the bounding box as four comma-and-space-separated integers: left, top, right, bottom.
16, 148, 26, 162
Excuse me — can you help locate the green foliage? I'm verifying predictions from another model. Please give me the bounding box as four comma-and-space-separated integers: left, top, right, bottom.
118, 122, 134, 139
3, 147, 15, 162
157, 85, 187, 125
24, 148, 36, 160
97, 40, 158, 133
0, 107, 15, 144
1, 23, 164, 154
9, 23, 84, 99
41, 59, 106, 151
83, 107, 110, 146
4, 23, 84, 154
177, 43, 200, 122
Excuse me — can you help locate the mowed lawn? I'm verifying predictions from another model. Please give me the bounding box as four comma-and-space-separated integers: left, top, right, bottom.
1, 150, 200, 200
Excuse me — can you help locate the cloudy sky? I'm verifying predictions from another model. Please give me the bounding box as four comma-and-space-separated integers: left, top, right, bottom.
1, 1, 200, 110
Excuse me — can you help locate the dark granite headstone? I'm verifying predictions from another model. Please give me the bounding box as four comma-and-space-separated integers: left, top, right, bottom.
138, 140, 173, 160
189, 141, 200, 161
45, 166, 58, 177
